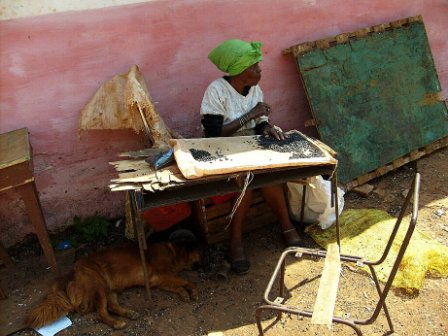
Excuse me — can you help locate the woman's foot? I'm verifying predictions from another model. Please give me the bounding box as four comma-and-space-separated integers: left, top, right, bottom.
282, 228, 304, 247
229, 243, 250, 275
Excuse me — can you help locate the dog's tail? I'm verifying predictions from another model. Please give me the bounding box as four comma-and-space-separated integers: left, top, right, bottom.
26, 273, 74, 328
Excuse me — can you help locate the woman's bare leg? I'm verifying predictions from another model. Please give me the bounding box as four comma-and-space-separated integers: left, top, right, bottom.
229, 189, 253, 273
261, 184, 302, 245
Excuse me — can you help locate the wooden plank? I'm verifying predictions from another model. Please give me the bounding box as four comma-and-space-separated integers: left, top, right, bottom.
343, 135, 448, 190
315, 38, 332, 49
16, 182, 59, 273
206, 202, 275, 234
195, 189, 270, 241
354, 27, 371, 38
205, 202, 233, 220
409, 149, 424, 161
204, 193, 265, 220
355, 173, 371, 186
376, 164, 393, 177
0, 177, 34, 193
0, 128, 30, 170
191, 199, 208, 235
124, 191, 137, 240
390, 18, 409, 28
0, 161, 34, 192
335, 33, 349, 44
345, 181, 355, 191
407, 15, 423, 23
287, 42, 314, 57
205, 211, 276, 244
311, 243, 341, 327
110, 184, 141, 191
392, 156, 410, 169
372, 23, 389, 33
285, 16, 422, 60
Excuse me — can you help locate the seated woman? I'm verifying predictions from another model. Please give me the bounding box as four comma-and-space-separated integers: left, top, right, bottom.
200, 39, 303, 275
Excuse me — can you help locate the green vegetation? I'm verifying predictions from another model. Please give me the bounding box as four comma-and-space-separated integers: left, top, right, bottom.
52, 215, 111, 248
72, 215, 110, 244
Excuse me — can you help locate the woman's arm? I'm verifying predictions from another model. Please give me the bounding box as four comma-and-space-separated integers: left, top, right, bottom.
202, 102, 272, 137
221, 102, 272, 136
203, 105, 284, 140
202, 114, 254, 137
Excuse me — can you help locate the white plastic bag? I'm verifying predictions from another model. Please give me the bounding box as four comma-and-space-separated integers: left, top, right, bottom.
287, 176, 344, 230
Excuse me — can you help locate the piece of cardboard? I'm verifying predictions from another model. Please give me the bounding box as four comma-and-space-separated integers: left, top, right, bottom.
170, 130, 337, 179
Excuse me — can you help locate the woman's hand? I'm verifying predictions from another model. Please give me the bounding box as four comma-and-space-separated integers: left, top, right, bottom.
249, 102, 271, 119
262, 124, 286, 141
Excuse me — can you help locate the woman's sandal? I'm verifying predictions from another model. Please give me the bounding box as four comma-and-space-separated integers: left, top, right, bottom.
229, 245, 250, 275
282, 228, 304, 247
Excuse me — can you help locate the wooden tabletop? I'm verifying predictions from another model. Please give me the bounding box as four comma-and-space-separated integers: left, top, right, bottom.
0, 128, 31, 170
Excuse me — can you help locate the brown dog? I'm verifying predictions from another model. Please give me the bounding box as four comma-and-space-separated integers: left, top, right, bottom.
26, 240, 201, 329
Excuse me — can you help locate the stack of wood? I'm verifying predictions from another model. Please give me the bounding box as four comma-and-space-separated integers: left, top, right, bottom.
192, 190, 277, 244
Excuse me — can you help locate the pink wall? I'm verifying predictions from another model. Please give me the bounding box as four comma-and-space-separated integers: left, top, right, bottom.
1, 0, 447, 246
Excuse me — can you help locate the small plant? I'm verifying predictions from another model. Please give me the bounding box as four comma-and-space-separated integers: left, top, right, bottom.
73, 215, 110, 243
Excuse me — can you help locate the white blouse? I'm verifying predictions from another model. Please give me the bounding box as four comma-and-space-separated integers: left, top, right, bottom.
200, 78, 269, 134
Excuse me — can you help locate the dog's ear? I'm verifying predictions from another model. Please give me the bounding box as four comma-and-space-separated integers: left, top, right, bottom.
167, 242, 177, 258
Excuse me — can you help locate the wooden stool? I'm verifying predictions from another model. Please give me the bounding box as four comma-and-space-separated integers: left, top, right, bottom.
0, 128, 58, 274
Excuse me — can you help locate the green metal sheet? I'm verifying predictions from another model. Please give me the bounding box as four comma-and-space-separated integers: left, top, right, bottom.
295, 19, 448, 184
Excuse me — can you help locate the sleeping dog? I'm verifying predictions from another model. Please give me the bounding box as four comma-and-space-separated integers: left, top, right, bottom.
27, 240, 201, 329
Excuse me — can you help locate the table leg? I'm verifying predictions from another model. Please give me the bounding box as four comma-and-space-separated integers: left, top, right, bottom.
331, 175, 341, 248
300, 183, 307, 224
129, 191, 151, 298
16, 181, 59, 274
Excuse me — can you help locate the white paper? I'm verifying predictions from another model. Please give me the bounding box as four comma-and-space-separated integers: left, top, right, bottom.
35, 316, 72, 336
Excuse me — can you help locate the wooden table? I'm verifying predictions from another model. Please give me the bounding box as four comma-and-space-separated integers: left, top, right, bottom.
109, 134, 339, 297
0, 128, 58, 273
121, 162, 338, 297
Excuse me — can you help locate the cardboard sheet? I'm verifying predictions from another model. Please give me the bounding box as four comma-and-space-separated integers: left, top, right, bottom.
170, 130, 337, 179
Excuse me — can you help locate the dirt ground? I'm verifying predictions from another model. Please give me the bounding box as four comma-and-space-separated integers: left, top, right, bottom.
1, 147, 447, 336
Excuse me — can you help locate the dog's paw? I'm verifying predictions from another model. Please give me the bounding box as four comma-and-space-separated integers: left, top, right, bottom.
126, 310, 140, 320
112, 320, 127, 329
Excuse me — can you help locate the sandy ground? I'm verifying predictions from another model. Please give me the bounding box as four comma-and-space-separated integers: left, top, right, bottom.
1, 147, 447, 336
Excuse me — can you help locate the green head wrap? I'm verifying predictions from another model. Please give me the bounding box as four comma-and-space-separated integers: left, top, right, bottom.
208, 39, 263, 76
